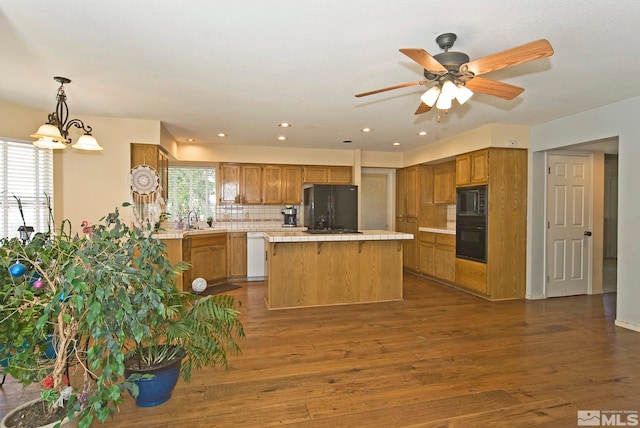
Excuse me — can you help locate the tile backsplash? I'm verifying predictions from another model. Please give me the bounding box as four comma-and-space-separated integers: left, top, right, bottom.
215, 204, 301, 225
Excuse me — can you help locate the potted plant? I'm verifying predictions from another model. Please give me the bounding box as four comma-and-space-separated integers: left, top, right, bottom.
206, 217, 213, 227
0, 203, 245, 428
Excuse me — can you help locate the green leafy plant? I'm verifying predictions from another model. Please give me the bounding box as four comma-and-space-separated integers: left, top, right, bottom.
0, 203, 244, 427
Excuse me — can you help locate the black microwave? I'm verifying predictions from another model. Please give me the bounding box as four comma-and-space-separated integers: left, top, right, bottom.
456, 185, 487, 217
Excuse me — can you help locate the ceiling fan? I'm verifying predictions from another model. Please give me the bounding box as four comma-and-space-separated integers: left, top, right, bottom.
355, 33, 554, 116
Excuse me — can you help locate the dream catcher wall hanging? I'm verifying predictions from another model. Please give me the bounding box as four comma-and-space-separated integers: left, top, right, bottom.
129, 164, 165, 228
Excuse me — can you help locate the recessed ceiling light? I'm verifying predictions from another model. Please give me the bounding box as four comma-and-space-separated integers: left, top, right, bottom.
186, 138, 195, 142
277, 136, 287, 141
417, 130, 428, 136
360, 128, 372, 133
343, 140, 353, 144
278, 122, 292, 128
392, 142, 401, 146
217, 133, 227, 138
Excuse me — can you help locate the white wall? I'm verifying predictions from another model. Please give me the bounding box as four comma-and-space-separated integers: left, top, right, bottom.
529, 96, 640, 332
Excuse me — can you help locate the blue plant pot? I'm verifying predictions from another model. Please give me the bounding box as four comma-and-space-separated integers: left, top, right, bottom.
125, 348, 185, 407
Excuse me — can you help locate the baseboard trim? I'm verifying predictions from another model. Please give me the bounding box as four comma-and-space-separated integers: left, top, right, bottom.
615, 319, 640, 332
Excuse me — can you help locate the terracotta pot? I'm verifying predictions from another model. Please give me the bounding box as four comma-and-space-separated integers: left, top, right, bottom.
0, 398, 78, 428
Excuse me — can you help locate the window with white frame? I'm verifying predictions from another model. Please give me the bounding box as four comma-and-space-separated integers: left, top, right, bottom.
166, 166, 216, 222
0, 139, 54, 238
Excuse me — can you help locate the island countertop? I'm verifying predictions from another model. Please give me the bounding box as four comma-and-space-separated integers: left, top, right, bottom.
262, 230, 413, 243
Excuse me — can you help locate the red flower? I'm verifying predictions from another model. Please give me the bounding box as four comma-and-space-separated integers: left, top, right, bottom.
42, 374, 69, 389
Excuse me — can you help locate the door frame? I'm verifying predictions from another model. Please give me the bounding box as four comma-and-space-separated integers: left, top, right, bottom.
530, 149, 605, 299
361, 168, 395, 231
544, 152, 593, 297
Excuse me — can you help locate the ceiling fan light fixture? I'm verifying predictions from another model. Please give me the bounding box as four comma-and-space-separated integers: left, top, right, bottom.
435, 94, 452, 110
421, 86, 440, 107
455, 85, 474, 105
440, 80, 458, 101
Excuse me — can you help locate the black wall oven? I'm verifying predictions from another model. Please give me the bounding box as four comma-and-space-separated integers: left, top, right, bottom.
456, 185, 487, 263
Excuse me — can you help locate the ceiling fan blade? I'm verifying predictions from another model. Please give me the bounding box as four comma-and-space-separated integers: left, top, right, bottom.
355, 81, 425, 98
465, 77, 524, 100
462, 39, 554, 76
399, 48, 448, 73
414, 102, 432, 115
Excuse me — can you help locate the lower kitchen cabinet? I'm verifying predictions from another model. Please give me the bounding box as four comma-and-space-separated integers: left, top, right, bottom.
419, 231, 455, 282
189, 234, 227, 285
397, 217, 418, 271
227, 232, 247, 279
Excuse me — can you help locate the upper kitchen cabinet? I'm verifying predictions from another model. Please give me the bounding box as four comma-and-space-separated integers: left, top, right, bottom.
396, 165, 419, 218
241, 164, 262, 204
219, 163, 241, 203
282, 166, 303, 205
263, 165, 303, 205
456, 149, 488, 186
130, 143, 169, 200
303, 166, 352, 184
432, 161, 455, 204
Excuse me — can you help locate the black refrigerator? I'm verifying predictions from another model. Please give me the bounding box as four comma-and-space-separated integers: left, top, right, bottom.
303, 184, 358, 231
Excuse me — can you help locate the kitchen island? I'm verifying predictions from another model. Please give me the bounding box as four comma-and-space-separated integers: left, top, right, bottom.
263, 230, 413, 309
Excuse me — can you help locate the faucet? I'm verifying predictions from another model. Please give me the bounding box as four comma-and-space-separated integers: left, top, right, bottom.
186, 210, 199, 229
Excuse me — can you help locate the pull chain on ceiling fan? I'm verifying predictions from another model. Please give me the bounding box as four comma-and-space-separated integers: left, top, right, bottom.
355, 33, 554, 118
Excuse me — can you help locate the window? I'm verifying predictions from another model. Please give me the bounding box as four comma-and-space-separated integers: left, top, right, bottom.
0, 139, 54, 238
166, 166, 216, 222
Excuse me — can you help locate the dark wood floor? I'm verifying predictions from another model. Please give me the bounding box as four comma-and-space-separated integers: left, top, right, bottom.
2, 273, 639, 427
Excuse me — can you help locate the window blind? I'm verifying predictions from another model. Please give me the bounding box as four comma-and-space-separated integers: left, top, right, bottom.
0, 139, 54, 238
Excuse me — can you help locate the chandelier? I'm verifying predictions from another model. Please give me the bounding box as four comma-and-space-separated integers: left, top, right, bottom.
30, 76, 103, 151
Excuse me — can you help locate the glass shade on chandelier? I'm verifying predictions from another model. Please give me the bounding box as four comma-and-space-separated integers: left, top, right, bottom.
420, 81, 474, 111
30, 77, 103, 151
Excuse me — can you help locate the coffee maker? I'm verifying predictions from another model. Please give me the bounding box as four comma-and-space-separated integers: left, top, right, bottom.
281, 206, 297, 227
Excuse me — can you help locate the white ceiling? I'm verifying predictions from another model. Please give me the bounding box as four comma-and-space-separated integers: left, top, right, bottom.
1, 1, 639, 153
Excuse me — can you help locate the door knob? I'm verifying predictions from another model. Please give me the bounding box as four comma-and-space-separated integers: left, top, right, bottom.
584, 231, 592, 236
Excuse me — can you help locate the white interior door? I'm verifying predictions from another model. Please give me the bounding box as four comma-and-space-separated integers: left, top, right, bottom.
361, 173, 389, 230
546, 154, 592, 297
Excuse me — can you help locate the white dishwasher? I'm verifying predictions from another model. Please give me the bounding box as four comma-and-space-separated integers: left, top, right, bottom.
246, 232, 267, 281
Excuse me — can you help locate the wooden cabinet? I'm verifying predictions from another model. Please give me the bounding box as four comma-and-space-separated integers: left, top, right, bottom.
396, 166, 419, 218
456, 150, 489, 186
418, 232, 436, 276
227, 232, 247, 279
262, 165, 283, 204
188, 234, 227, 285
282, 166, 303, 205
219, 164, 241, 203
434, 234, 455, 281
130, 143, 169, 200
454, 148, 527, 299
433, 162, 455, 204
419, 232, 455, 281
241, 165, 262, 204
303, 166, 352, 184
397, 217, 418, 271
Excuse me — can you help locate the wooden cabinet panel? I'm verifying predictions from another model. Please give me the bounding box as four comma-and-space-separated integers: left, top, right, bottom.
241, 165, 262, 204
262, 165, 283, 205
418, 232, 435, 276
405, 166, 419, 217
396, 168, 406, 217
397, 217, 418, 271
190, 234, 227, 284
227, 232, 247, 278
282, 166, 302, 205
130, 143, 169, 201
304, 166, 352, 184
435, 238, 455, 282
219, 164, 241, 203
455, 258, 487, 295
419, 165, 434, 206
303, 166, 329, 183
433, 162, 455, 204
456, 150, 489, 186
327, 166, 352, 184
